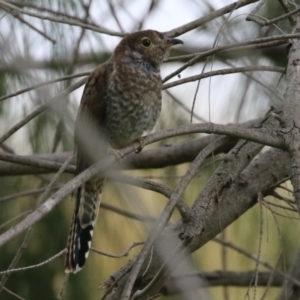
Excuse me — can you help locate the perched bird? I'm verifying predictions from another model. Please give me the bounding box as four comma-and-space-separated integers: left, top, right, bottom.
65, 30, 183, 273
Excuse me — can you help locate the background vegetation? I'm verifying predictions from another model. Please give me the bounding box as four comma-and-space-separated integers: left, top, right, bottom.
0, 0, 298, 299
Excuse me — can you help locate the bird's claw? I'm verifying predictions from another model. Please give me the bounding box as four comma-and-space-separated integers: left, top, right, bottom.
109, 148, 124, 159
135, 137, 145, 153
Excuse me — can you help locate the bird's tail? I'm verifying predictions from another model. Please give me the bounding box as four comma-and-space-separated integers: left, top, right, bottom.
65, 177, 104, 273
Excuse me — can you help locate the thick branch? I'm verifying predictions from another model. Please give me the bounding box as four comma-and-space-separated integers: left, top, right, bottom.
278, 248, 300, 300
0, 121, 285, 176
0, 135, 228, 176
281, 17, 300, 217
163, 270, 284, 295
105, 148, 290, 299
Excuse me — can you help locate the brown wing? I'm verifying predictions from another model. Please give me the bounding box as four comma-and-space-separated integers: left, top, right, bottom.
74, 61, 113, 174
65, 62, 113, 273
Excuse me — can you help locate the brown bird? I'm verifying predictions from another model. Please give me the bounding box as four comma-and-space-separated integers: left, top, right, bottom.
65, 30, 183, 273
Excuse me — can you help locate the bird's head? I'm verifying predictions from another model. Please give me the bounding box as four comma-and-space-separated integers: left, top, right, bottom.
113, 30, 183, 69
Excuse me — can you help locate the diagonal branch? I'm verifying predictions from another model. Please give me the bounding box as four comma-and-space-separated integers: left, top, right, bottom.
120, 136, 231, 299
163, 66, 285, 89
0, 78, 87, 145
280, 16, 300, 218
103, 148, 291, 299
165, 0, 259, 38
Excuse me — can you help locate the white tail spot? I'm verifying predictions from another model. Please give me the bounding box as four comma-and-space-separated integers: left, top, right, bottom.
75, 264, 81, 272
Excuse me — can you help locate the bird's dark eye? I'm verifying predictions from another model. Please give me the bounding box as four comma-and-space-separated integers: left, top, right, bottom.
142, 37, 152, 47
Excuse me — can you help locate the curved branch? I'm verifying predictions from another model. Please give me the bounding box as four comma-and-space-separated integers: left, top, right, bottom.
0, 120, 284, 176
163, 66, 285, 90
0, 78, 87, 145
165, 0, 259, 38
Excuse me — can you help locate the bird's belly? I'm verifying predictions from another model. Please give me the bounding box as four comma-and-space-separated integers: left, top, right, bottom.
104, 92, 161, 148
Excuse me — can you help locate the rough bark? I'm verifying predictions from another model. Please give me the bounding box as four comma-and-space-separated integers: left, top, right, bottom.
104, 148, 289, 299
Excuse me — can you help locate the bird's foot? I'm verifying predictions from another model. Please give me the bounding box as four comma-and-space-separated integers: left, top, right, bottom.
109, 148, 124, 160
135, 137, 145, 153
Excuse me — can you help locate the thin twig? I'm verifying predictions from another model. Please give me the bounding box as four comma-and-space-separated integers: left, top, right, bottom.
247, 6, 300, 26
0, 3, 56, 43
0, 152, 75, 173
0, 72, 90, 102
0, 186, 62, 203
213, 238, 300, 287
0, 0, 124, 37
0, 211, 32, 230
101, 202, 155, 222
221, 230, 229, 300
0, 154, 74, 295
2, 287, 25, 300
91, 241, 144, 258
271, 191, 295, 208
200, 0, 242, 127
0, 78, 87, 145
145, 293, 161, 300
38, 154, 75, 202
246, 0, 266, 22
224, 60, 284, 103
253, 193, 264, 300
6, 0, 97, 24
132, 240, 187, 299
0, 249, 65, 275
165, 34, 296, 64
0, 228, 33, 293
165, 90, 206, 123
263, 200, 297, 212
262, 202, 299, 220
163, 66, 285, 90
121, 137, 230, 299
51, 0, 92, 153
278, 0, 296, 25
278, 185, 293, 194
165, 0, 259, 37
163, 32, 300, 82
166, 39, 286, 67
260, 252, 282, 300
110, 173, 192, 221
108, 1, 124, 32
56, 274, 69, 300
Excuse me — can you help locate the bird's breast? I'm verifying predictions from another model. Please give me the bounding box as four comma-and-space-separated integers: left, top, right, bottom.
104, 63, 162, 148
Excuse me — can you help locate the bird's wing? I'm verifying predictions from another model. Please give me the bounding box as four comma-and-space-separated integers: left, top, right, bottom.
65, 62, 113, 273
74, 62, 113, 174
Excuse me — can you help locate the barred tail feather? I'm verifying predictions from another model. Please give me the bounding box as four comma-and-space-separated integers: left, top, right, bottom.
64, 213, 94, 273
65, 180, 103, 273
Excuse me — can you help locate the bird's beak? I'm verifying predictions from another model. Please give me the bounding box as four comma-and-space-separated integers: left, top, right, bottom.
164, 38, 184, 48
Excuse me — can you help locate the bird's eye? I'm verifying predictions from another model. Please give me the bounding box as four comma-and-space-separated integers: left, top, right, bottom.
141, 37, 152, 47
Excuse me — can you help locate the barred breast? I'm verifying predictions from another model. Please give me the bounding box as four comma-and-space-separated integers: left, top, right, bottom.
104, 62, 162, 148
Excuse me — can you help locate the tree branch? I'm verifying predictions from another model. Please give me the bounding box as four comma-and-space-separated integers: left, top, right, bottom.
165, 0, 259, 38
281, 16, 300, 218
163, 270, 284, 296
103, 148, 291, 299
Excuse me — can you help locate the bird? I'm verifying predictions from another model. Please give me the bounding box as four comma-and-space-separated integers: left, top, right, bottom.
64, 30, 183, 273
